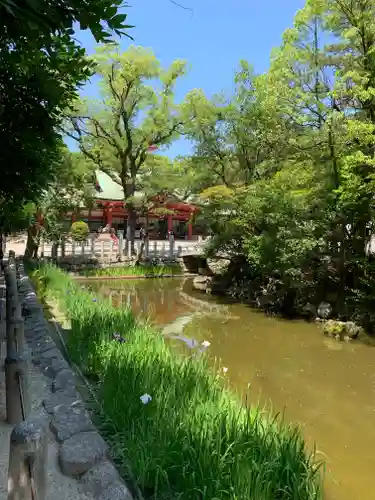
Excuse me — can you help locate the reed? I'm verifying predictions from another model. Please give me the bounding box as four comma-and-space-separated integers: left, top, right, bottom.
77, 264, 182, 278
30, 262, 322, 500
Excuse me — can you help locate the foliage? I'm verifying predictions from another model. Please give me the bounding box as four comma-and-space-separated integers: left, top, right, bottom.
31, 263, 323, 500
0, 0, 132, 204
20, 151, 95, 258
185, 0, 375, 322
70, 221, 90, 242
67, 44, 192, 246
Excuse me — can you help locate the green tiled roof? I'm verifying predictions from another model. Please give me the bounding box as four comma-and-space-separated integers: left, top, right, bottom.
95, 170, 124, 201
94, 170, 195, 208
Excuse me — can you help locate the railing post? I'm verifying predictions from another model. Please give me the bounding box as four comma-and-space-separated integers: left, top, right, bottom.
9, 314, 25, 353
118, 234, 123, 261
110, 240, 114, 263
144, 236, 149, 258
5, 351, 30, 424
91, 237, 95, 257
8, 418, 48, 500
169, 234, 175, 258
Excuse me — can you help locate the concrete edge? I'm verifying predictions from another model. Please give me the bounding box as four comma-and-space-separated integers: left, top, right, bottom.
16, 262, 135, 500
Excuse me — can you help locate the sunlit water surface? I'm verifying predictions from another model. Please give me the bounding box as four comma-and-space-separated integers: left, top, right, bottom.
85, 277, 375, 500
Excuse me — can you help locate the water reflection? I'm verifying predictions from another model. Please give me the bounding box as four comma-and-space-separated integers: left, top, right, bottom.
86, 277, 375, 500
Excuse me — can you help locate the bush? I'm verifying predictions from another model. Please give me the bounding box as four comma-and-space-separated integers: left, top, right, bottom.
70, 220, 89, 241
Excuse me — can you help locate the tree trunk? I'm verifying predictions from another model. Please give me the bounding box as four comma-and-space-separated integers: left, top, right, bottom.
123, 179, 136, 255
25, 225, 39, 259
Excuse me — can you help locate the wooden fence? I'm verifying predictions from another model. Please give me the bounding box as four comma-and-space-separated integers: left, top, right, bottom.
1, 252, 48, 500
39, 235, 207, 261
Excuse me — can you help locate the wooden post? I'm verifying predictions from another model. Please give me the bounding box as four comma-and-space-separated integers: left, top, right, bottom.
91, 237, 95, 257
5, 352, 30, 424
8, 418, 48, 500
144, 236, 149, 258
9, 315, 25, 353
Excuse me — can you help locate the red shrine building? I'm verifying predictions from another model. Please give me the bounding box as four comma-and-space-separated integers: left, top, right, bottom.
65, 170, 202, 240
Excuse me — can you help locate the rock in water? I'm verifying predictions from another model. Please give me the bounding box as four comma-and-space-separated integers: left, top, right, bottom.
317, 301, 332, 319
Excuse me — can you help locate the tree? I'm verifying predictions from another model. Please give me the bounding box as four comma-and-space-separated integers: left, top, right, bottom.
0, 0, 132, 205
23, 151, 95, 258
67, 44, 192, 250
0, 0, 132, 43
183, 0, 375, 322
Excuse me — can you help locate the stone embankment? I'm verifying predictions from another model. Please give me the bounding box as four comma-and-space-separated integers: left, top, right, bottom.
1, 262, 133, 500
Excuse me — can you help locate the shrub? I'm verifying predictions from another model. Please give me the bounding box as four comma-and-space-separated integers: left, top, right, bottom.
70, 220, 89, 241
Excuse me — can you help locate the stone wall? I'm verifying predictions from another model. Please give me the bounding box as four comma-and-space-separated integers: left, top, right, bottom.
17, 262, 134, 500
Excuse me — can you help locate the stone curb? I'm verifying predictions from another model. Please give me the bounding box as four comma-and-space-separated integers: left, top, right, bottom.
16, 262, 134, 500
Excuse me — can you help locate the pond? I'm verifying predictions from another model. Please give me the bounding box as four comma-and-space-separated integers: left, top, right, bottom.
86, 276, 375, 500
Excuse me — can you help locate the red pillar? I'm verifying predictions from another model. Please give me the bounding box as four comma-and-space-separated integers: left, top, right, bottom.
167, 214, 173, 232
71, 213, 76, 223
107, 205, 113, 228
187, 221, 193, 240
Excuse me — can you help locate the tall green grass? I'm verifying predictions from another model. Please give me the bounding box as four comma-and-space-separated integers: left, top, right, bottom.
78, 264, 182, 278
30, 262, 322, 500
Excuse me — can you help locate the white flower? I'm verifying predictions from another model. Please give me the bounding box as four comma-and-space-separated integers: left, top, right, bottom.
222, 367, 228, 374
201, 340, 211, 348
140, 393, 152, 405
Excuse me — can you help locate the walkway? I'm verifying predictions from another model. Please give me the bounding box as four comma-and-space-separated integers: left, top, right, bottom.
0, 270, 89, 500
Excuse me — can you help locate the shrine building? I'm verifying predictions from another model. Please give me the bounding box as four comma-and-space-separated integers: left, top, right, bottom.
64, 170, 202, 240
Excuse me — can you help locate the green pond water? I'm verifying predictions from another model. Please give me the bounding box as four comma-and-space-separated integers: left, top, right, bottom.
86, 277, 375, 500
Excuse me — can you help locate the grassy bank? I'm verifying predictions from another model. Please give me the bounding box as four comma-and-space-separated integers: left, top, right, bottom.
77, 264, 183, 278
30, 262, 322, 500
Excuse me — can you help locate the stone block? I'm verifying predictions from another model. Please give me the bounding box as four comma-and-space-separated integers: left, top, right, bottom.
52, 369, 76, 392
44, 358, 70, 378
43, 391, 81, 414
81, 461, 122, 495
97, 483, 133, 500
51, 402, 94, 442
59, 431, 109, 477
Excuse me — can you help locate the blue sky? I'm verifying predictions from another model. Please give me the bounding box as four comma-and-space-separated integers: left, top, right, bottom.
70, 0, 306, 157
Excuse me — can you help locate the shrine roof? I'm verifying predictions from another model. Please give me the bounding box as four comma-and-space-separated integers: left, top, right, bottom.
94, 170, 198, 210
